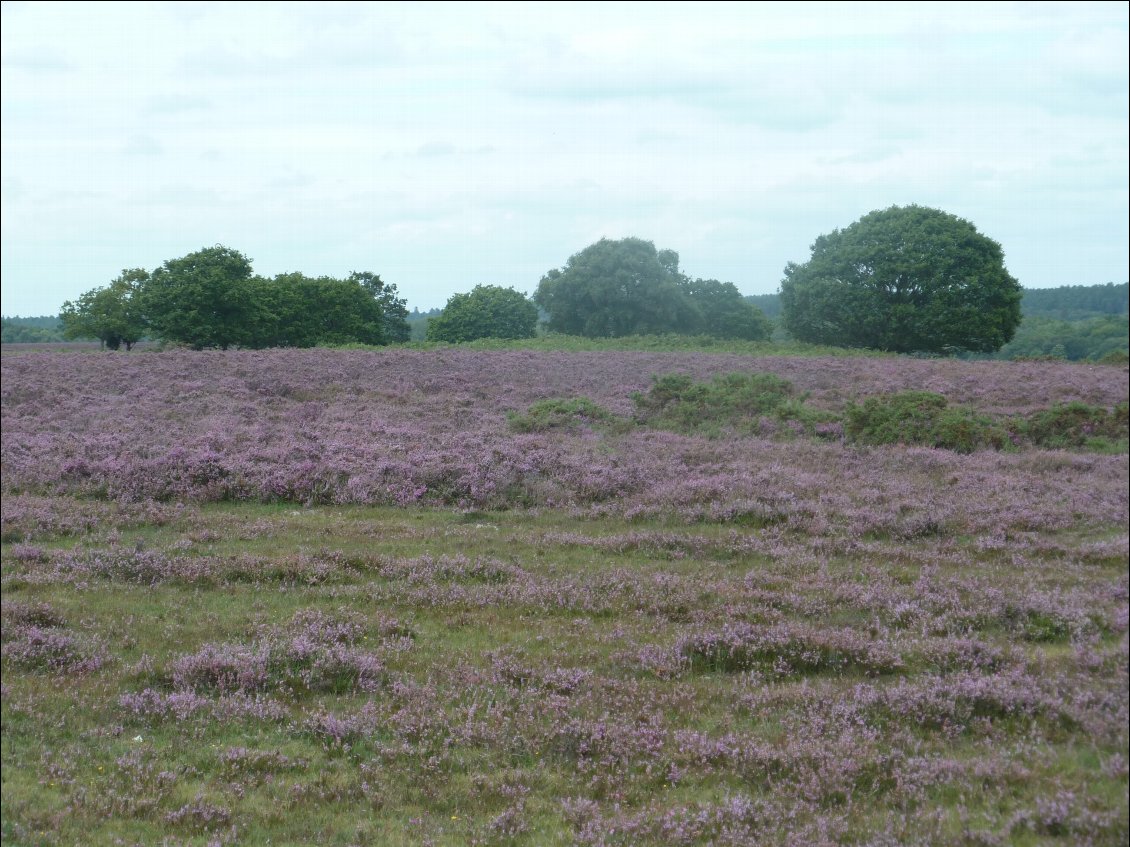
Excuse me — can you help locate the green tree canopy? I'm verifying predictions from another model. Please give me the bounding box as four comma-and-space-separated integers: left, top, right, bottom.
683, 278, 773, 341
140, 245, 267, 350
426, 285, 539, 343
535, 238, 770, 340
779, 206, 1023, 354
348, 271, 411, 343
59, 269, 148, 350
263, 273, 385, 347
535, 238, 698, 337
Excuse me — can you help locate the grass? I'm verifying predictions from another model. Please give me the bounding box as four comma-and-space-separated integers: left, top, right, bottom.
2, 499, 1126, 846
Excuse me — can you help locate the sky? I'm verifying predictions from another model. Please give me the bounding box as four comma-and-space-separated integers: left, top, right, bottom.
1, 1, 1127, 316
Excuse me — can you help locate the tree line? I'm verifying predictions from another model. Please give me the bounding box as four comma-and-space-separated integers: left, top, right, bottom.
10, 205, 1127, 356
54, 246, 410, 350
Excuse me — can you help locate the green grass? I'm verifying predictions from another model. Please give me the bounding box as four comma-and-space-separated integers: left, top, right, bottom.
2, 500, 1127, 845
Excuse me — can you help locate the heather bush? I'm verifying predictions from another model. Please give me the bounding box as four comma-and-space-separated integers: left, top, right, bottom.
1, 598, 66, 628
1, 606, 106, 674
678, 622, 903, 677
168, 609, 388, 696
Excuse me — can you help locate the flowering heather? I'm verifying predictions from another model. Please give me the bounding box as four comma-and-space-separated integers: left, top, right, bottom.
2, 350, 1125, 532
1, 600, 106, 674
1, 348, 1126, 845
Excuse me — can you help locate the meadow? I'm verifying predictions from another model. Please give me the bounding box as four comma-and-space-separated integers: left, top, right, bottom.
1, 347, 1127, 846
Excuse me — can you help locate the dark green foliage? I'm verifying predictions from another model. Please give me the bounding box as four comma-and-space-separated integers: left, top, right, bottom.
426, 285, 538, 343
60, 269, 148, 350
780, 205, 1023, 354
745, 293, 782, 319
140, 246, 264, 350
1, 317, 63, 343
406, 307, 442, 341
507, 397, 617, 433
993, 314, 1128, 362
131, 246, 397, 349
535, 238, 772, 340
259, 273, 385, 347
1022, 401, 1129, 450
536, 238, 698, 338
1097, 351, 1129, 365
844, 391, 1012, 453
683, 279, 772, 340
1021, 282, 1128, 320
844, 393, 1127, 454
348, 271, 410, 343
632, 372, 832, 437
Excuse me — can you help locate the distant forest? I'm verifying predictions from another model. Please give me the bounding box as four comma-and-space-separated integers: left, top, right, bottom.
5, 282, 1127, 361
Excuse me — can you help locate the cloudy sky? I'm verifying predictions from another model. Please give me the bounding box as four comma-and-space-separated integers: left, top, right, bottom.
2, 1, 1127, 315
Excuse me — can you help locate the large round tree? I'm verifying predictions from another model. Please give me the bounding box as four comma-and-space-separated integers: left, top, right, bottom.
535, 238, 698, 337
140, 245, 267, 350
779, 206, 1022, 353
426, 285, 538, 343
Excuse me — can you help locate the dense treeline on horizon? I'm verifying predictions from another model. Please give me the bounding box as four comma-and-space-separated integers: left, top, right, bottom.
5, 205, 1127, 357
7, 281, 1124, 361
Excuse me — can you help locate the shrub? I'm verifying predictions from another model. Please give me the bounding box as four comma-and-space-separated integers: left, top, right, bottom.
677, 622, 902, 677
1022, 401, 1128, 450
632, 372, 834, 437
508, 397, 618, 433
845, 391, 1011, 453
426, 285, 538, 343
1096, 350, 1128, 366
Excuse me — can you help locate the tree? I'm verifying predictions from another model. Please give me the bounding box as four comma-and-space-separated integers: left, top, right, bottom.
140, 245, 268, 350
1, 317, 63, 343
779, 206, 1022, 354
535, 238, 698, 337
683, 278, 773, 340
289, 276, 386, 345
426, 285, 539, 343
59, 269, 148, 350
349, 271, 410, 343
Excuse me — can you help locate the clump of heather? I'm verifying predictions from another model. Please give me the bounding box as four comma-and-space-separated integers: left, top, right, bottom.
171, 643, 271, 694
163, 795, 232, 832
0, 493, 194, 542
118, 689, 289, 723
855, 669, 1067, 733
1, 598, 66, 628
166, 608, 388, 698
1, 600, 105, 674
677, 622, 903, 677
1, 624, 106, 674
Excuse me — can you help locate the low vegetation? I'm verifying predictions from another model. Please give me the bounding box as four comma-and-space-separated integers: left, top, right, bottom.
2, 348, 1127, 845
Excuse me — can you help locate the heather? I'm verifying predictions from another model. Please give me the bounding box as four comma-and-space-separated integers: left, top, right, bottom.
1, 348, 1127, 845
2, 349, 1126, 517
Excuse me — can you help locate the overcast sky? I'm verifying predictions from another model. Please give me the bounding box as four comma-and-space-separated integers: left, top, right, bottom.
2, 1, 1127, 315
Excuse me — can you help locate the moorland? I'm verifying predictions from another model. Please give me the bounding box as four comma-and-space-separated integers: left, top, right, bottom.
2, 344, 1127, 846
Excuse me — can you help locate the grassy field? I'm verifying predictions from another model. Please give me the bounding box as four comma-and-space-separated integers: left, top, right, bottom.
2, 347, 1127, 846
